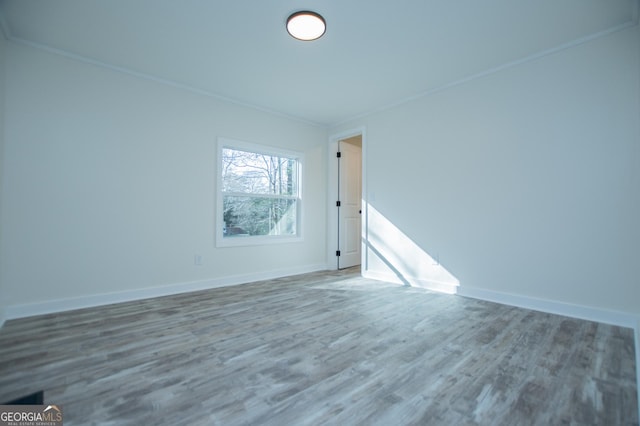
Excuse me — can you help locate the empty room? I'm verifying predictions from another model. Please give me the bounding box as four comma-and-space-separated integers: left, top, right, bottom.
0, 1, 639, 425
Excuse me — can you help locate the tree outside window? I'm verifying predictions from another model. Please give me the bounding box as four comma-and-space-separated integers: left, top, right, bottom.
217, 139, 302, 246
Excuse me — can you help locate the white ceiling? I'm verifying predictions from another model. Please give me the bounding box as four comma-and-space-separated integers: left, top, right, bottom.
0, 0, 637, 126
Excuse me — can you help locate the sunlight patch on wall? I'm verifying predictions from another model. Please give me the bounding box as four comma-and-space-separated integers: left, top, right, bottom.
365, 204, 460, 294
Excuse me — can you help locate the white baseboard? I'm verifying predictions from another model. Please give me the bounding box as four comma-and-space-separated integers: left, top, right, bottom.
456, 286, 639, 329
5, 263, 329, 321
3, 266, 640, 419
365, 272, 640, 420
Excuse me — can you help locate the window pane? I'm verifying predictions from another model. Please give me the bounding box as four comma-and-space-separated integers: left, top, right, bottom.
223, 196, 297, 237
222, 148, 298, 196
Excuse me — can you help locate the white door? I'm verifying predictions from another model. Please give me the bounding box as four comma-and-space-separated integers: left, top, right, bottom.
338, 140, 362, 269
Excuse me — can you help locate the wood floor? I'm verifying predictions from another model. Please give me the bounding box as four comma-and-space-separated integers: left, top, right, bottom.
0, 268, 637, 425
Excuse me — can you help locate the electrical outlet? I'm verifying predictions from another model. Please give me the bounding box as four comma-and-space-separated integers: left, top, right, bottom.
194, 254, 202, 266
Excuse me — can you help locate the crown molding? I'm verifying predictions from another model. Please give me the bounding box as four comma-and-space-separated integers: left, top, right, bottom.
1, 2, 636, 129
6, 34, 326, 128
331, 18, 639, 128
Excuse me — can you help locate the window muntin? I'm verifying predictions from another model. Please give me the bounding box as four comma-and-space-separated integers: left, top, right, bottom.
217, 139, 302, 246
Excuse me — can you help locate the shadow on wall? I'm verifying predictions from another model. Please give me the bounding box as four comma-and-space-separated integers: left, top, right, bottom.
365, 203, 460, 294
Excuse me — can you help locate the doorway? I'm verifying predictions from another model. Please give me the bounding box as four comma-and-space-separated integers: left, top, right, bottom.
337, 135, 362, 269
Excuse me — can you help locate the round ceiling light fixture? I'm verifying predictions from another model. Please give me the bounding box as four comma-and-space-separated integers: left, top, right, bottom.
286, 11, 326, 41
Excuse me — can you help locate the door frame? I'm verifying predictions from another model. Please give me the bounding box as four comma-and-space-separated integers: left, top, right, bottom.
327, 127, 367, 271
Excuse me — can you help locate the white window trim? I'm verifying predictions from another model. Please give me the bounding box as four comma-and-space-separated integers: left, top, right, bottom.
216, 137, 304, 248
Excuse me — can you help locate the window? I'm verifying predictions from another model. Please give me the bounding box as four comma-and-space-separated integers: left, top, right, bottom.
217, 138, 303, 247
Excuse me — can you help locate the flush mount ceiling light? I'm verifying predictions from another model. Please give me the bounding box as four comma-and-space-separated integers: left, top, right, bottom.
286, 11, 326, 41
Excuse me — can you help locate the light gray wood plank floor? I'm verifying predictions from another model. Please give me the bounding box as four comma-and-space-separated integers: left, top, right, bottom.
0, 268, 637, 425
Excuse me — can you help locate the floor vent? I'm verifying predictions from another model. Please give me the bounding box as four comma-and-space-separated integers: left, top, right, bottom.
4, 390, 44, 405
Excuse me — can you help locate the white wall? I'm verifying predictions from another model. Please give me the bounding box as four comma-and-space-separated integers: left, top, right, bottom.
332, 25, 640, 317
0, 33, 6, 326
1, 42, 328, 313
